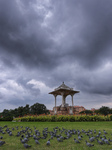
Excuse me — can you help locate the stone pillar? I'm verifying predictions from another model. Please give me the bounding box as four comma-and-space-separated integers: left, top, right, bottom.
71, 94, 74, 114
54, 95, 57, 108
54, 94, 57, 114
71, 94, 74, 107
64, 95, 67, 106
61, 92, 64, 107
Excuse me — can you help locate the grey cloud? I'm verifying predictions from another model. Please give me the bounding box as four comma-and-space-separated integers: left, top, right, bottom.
50, 0, 112, 69
0, 92, 3, 99
1, 0, 112, 71
0, 0, 112, 111
16, 78, 40, 96
1, 56, 16, 68
7, 98, 36, 107
75, 70, 112, 96
0, 0, 57, 69
70, 1, 112, 69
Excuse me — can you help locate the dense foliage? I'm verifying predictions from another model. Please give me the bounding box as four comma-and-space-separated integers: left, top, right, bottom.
13, 114, 112, 122
1, 104, 112, 122
0, 103, 49, 121
79, 106, 112, 116
94, 106, 112, 116
79, 110, 93, 115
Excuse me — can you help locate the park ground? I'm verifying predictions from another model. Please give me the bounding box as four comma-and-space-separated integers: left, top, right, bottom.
0, 121, 112, 150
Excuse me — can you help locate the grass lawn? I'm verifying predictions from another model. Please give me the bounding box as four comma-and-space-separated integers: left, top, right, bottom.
0, 121, 112, 150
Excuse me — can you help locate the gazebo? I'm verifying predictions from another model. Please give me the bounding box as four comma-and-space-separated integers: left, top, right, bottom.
49, 82, 79, 115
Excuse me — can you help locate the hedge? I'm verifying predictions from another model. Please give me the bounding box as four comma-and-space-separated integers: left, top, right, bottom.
0, 116, 13, 121
13, 115, 112, 122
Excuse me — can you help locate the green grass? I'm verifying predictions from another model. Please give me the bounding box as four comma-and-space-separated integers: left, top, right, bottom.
0, 121, 112, 150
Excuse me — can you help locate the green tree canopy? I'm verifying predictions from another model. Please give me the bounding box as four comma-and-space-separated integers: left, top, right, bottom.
79, 110, 93, 115
0, 102, 49, 118
30, 103, 49, 115
98, 106, 111, 116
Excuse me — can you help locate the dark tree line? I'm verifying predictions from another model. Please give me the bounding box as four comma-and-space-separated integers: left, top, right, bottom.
79, 110, 93, 115
0, 103, 49, 120
94, 106, 112, 116
79, 106, 112, 116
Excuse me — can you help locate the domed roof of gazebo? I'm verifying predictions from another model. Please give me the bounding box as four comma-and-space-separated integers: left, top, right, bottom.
49, 82, 79, 96
55, 82, 73, 91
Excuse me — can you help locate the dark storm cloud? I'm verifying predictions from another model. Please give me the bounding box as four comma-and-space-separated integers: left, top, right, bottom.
0, 0, 112, 111
76, 74, 112, 96
0, 0, 57, 69
52, 0, 112, 69
1, 0, 112, 70
77, 0, 112, 69
45, 0, 112, 97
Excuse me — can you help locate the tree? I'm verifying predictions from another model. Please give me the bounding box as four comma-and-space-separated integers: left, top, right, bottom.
79, 110, 93, 115
2, 109, 10, 116
98, 106, 110, 116
30, 103, 49, 115
110, 108, 112, 114
23, 104, 30, 115
0, 102, 49, 118
94, 109, 100, 114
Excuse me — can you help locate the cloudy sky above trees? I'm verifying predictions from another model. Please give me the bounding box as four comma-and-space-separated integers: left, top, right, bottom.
0, 0, 112, 112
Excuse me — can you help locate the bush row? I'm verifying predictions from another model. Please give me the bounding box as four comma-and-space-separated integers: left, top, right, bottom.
0, 116, 13, 121
13, 115, 112, 122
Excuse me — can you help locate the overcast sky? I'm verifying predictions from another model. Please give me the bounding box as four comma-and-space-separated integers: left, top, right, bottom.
0, 0, 112, 112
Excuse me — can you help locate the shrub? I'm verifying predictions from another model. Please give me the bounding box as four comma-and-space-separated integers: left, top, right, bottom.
51, 115, 57, 122
68, 116, 75, 122
110, 115, 112, 121
0, 116, 13, 121
13, 114, 112, 122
